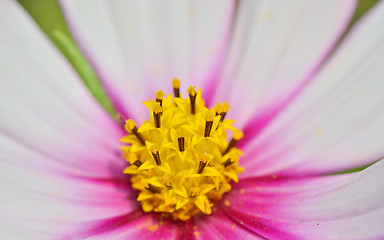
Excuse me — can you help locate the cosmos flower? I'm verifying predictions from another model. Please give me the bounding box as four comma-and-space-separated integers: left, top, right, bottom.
1, 0, 384, 239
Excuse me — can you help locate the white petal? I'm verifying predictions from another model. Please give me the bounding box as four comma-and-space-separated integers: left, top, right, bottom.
0, 0, 124, 178
0, 1, 135, 237
213, 0, 356, 127
240, 1, 384, 177
60, 0, 235, 122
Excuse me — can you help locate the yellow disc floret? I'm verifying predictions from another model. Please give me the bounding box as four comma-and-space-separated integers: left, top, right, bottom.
121, 81, 243, 221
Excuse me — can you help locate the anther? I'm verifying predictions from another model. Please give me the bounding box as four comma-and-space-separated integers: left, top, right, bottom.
127, 154, 143, 167
223, 130, 244, 155
146, 183, 162, 193
178, 137, 185, 152
125, 119, 145, 145
187, 86, 197, 115
172, 78, 181, 98
223, 153, 239, 167
156, 90, 165, 107
133, 160, 143, 167
197, 161, 207, 174
197, 154, 210, 174
163, 178, 172, 189
152, 102, 162, 128
190, 187, 200, 197
222, 159, 234, 167
149, 145, 161, 165
204, 110, 215, 137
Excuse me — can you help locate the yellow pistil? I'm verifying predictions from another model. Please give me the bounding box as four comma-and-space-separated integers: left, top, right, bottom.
172, 78, 181, 98
155, 90, 165, 106
121, 80, 243, 221
187, 86, 197, 115
124, 119, 145, 145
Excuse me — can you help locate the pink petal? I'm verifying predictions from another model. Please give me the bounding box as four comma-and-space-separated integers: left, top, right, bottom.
213, 0, 356, 128
194, 209, 264, 239
65, 211, 189, 240
62, 211, 157, 239
222, 159, 384, 239
60, 0, 236, 121
240, 1, 384, 177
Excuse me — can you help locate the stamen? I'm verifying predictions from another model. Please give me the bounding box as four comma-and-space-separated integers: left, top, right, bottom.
223, 130, 244, 155
187, 86, 197, 115
125, 119, 145, 145
178, 137, 185, 152
133, 160, 143, 167
156, 90, 165, 107
147, 183, 162, 193
204, 110, 215, 137
127, 154, 143, 167
221, 102, 230, 122
172, 78, 181, 98
222, 159, 233, 167
163, 178, 172, 189
223, 153, 239, 167
152, 102, 162, 128
190, 187, 200, 197
149, 145, 161, 165
215, 102, 229, 122
197, 161, 207, 174
197, 154, 210, 174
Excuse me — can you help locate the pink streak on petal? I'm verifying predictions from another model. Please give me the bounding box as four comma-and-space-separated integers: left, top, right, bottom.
212, 1, 357, 132
223, 208, 298, 240
237, 18, 352, 150
211, 1, 356, 154
195, 208, 264, 239
201, 2, 236, 107
61, 210, 145, 239
242, 1, 384, 177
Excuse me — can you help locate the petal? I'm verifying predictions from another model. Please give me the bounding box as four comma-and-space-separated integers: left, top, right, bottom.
194, 209, 263, 239
213, 0, 356, 128
1, 157, 138, 234
61, 211, 162, 239
240, 1, 384, 177
0, 1, 134, 237
0, 0, 124, 179
60, 0, 235, 121
66, 212, 186, 240
222, 159, 384, 239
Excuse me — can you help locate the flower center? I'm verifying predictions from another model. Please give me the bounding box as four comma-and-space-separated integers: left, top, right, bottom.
121, 79, 243, 221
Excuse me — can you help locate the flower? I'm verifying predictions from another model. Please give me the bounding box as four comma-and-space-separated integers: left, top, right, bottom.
1, 0, 384, 239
